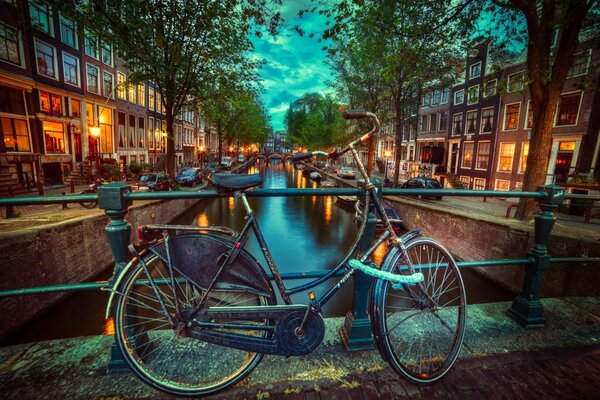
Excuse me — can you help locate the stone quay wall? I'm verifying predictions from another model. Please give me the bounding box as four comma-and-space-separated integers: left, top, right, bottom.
384, 197, 600, 297
0, 198, 200, 340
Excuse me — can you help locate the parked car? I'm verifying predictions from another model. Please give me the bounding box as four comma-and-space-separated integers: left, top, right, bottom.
205, 163, 218, 173
132, 173, 174, 192
175, 168, 203, 187
221, 156, 233, 168
337, 167, 356, 179
401, 177, 443, 200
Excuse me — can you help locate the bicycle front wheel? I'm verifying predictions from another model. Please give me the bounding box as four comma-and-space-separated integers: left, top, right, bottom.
372, 237, 466, 384
114, 234, 274, 397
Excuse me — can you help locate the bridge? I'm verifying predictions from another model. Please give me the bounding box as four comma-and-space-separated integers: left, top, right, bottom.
0, 173, 599, 398
255, 152, 293, 161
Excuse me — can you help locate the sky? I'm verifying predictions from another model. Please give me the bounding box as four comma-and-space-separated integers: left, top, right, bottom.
251, 2, 332, 132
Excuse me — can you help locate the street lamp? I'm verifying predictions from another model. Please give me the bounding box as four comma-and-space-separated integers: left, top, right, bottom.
89, 125, 101, 176
199, 145, 205, 165
384, 150, 392, 181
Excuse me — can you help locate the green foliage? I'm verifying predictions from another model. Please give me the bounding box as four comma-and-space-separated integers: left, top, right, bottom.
285, 93, 350, 149
100, 164, 122, 181
128, 161, 151, 175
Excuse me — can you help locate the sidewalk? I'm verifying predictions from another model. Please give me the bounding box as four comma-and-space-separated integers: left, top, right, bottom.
1, 297, 599, 399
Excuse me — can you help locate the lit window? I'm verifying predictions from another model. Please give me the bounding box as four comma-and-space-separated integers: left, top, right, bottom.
454, 89, 464, 105
483, 80, 497, 97
495, 180, 510, 191
568, 50, 591, 77
62, 53, 79, 86
1, 117, 31, 152
466, 110, 477, 134
138, 117, 145, 147
519, 141, 529, 173
102, 71, 113, 97
84, 29, 98, 59
148, 87, 155, 111
137, 84, 145, 107
555, 92, 582, 126
0, 23, 22, 65
507, 71, 525, 92
86, 64, 99, 93
503, 103, 520, 130
525, 101, 533, 129
30, 1, 52, 35
452, 113, 463, 136
461, 141, 474, 168
480, 108, 494, 133
498, 143, 515, 172
473, 178, 485, 190
59, 16, 77, 49
460, 176, 470, 187
43, 121, 66, 153
117, 72, 125, 99
127, 82, 135, 103
71, 99, 80, 118
476, 141, 490, 170
470, 61, 481, 79
35, 40, 57, 78
39, 91, 62, 115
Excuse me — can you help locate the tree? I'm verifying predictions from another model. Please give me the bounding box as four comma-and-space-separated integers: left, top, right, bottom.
68, 0, 280, 177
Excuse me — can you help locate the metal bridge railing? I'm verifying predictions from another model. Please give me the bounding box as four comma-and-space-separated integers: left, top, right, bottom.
1, 183, 599, 360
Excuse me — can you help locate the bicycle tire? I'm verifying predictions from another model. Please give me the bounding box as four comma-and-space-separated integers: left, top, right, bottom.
114, 233, 275, 397
372, 237, 466, 384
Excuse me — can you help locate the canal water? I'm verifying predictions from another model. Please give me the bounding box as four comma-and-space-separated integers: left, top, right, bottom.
2, 159, 515, 346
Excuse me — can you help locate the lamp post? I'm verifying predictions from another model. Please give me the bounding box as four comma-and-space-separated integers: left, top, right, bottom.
89, 125, 101, 177
384, 150, 391, 181
199, 145, 205, 166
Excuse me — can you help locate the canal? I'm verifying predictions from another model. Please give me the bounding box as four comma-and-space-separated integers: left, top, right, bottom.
2, 159, 515, 346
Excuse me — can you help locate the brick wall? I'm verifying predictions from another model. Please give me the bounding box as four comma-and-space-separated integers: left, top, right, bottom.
0, 198, 200, 340
385, 197, 600, 297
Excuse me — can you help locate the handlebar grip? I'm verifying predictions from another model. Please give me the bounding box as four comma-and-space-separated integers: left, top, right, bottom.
292, 152, 314, 162
342, 110, 369, 120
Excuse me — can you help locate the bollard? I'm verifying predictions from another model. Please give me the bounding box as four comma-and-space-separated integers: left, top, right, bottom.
61, 192, 68, 209
6, 185, 15, 218
98, 182, 133, 373
340, 178, 379, 350
70, 180, 75, 193
507, 184, 564, 328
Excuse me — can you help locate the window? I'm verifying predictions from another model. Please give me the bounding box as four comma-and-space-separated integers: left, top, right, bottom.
495, 180, 510, 191
138, 116, 145, 147
467, 85, 479, 104
460, 176, 470, 187
86, 63, 99, 93
439, 112, 448, 131
128, 114, 135, 147
432, 89, 440, 105
452, 113, 463, 136
430, 114, 437, 132
454, 89, 464, 105
498, 142, 515, 172
84, 29, 98, 59
519, 141, 529, 173
30, 1, 52, 35
148, 117, 154, 148
525, 100, 533, 129
118, 112, 126, 147
470, 61, 481, 79
483, 79, 497, 97
461, 142, 474, 168
1, 117, 31, 152
503, 103, 520, 130
71, 98, 80, 118
101, 42, 113, 66
555, 92, 582, 126
102, 71, 113, 97
480, 108, 494, 133
148, 86, 155, 111
507, 71, 525, 91
568, 50, 591, 77
156, 90, 163, 113
419, 115, 428, 132
441, 88, 449, 104
466, 110, 477, 134
39, 91, 62, 115
473, 178, 486, 190
422, 92, 431, 108
35, 39, 57, 79
137, 84, 145, 107
476, 141, 490, 170
127, 82, 136, 103
0, 23, 22, 65
98, 106, 113, 153
43, 121, 66, 153
117, 72, 125, 99
62, 52, 79, 86
59, 16, 77, 49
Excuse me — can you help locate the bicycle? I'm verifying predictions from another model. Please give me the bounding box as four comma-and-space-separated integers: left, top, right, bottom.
105, 111, 466, 397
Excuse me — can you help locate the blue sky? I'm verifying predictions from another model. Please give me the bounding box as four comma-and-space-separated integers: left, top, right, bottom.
251, 2, 332, 132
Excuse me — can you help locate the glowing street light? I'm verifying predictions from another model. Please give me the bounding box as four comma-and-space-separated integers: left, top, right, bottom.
384, 150, 392, 181
89, 125, 101, 176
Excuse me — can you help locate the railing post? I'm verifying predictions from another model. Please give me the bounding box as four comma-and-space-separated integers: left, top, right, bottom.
507, 184, 564, 328
340, 178, 378, 350
98, 182, 132, 372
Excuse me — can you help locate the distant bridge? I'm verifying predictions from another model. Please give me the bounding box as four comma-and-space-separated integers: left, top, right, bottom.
255, 152, 293, 161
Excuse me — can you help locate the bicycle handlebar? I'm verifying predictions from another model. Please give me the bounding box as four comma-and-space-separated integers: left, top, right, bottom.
292, 151, 330, 162
342, 110, 369, 120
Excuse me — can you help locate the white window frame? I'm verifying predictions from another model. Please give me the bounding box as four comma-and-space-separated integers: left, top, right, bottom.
61, 51, 80, 87
454, 89, 464, 105
59, 14, 78, 50
518, 141, 529, 174
84, 28, 98, 59
452, 112, 463, 136
461, 141, 474, 169
29, 1, 53, 36
0, 21, 25, 68
439, 112, 448, 131
465, 110, 477, 134
469, 61, 481, 79
475, 141, 491, 171
117, 71, 126, 99
497, 142, 516, 173
467, 85, 479, 105
495, 179, 511, 191
34, 39, 58, 80
473, 178, 486, 190
101, 42, 113, 67
507, 70, 525, 92
102, 70, 114, 98
480, 107, 494, 134
441, 88, 449, 104
483, 79, 497, 97
460, 176, 470, 187
85, 62, 99, 94
553, 90, 583, 127
567, 49, 591, 78
502, 102, 521, 131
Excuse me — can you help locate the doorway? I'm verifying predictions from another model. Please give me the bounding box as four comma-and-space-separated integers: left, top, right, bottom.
554, 152, 573, 184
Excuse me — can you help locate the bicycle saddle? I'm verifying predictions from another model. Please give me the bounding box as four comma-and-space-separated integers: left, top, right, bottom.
211, 173, 262, 190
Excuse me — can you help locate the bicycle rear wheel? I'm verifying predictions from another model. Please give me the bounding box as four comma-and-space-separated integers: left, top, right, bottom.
372, 237, 466, 384
114, 234, 274, 397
